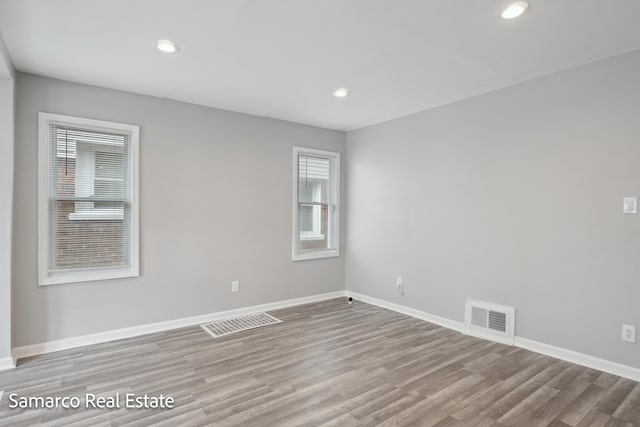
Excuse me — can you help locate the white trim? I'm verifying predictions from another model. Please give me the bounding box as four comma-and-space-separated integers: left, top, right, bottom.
464, 327, 515, 347
12, 290, 346, 361
515, 337, 640, 382
39, 268, 139, 287
346, 291, 640, 382
346, 291, 465, 333
0, 357, 15, 371
38, 112, 140, 286
292, 146, 341, 261
11, 289, 640, 383
294, 249, 340, 261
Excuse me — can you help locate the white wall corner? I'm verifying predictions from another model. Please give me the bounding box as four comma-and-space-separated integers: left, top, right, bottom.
0, 30, 15, 80
0, 356, 15, 371
0, 70, 14, 366
0, 29, 16, 368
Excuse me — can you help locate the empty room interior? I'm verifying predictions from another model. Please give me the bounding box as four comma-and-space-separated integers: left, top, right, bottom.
1, 0, 640, 426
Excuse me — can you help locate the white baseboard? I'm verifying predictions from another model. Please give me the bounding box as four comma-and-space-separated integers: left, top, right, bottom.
515, 337, 640, 383
0, 356, 15, 371
346, 290, 640, 383
11, 288, 640, 384
465, 328, 516, 347
346, 291, 465, 333
12, 290, 346, 362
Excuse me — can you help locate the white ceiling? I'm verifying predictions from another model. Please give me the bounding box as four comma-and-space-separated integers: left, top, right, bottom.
1, 0, 639, 131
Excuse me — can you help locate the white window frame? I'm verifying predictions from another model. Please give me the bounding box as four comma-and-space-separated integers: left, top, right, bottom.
38, 112, 140, 286
292, 146, 340, 261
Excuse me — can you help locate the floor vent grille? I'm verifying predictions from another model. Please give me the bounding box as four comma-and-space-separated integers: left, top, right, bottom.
465, 300, 515, 345
201, 313, 281, 338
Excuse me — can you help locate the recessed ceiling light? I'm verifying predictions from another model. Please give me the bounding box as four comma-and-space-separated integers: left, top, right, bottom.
156, 39, 177, 53
332, 88, 350, 98
501, 1, 529, 19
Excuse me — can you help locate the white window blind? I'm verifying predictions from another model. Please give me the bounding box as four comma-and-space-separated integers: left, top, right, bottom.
293, 147, 340, 261
298, 155, 330, 243
39, 113, 139, 286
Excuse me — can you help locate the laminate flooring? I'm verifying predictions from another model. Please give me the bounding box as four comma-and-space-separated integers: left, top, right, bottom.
0, 298, 639, 426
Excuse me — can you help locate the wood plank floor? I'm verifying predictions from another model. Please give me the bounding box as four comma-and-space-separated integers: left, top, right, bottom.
1, 298, 639, 426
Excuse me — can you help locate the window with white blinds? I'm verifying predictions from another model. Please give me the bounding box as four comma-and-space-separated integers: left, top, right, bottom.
292, 147, 340, 261
38, 113, 139, 286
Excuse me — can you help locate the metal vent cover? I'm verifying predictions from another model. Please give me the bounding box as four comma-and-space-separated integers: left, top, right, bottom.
471, 307, 488, 328
465, 300, 515, 345
201, 313, 282, 338
488, 310, 507, 333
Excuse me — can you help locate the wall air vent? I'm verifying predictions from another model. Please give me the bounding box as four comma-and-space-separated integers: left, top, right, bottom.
464, 300, 515, 345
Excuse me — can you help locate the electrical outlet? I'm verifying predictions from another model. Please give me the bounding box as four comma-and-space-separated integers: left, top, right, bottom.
231, 281, 240, 293
622, 324, 636, 343
396, 276, 404, 295
623, 197, 638, 214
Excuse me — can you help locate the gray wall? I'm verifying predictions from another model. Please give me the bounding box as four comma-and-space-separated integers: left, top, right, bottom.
13, 73, 345, 347
346, 50, 640, 368
0, 78, 14, 360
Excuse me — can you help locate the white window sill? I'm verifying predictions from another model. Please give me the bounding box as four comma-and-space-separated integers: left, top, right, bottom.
40, 266, 138, 286
300, 233, 325, 241
293, 249, 339, 261
69, 210, 124, 221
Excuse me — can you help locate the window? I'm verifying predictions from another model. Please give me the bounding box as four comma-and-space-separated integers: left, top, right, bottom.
66, 129, 126, 220
292, 147, 340, 260
38, 113, 139, 285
